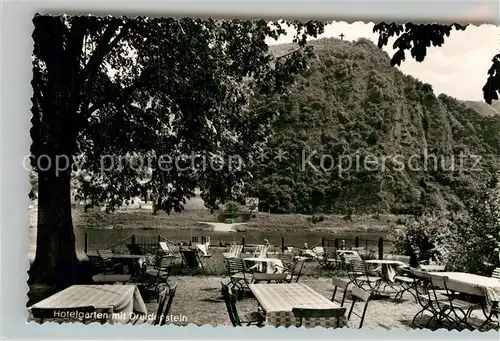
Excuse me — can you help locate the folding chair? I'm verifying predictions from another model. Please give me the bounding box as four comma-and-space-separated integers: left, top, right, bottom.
479, 303, 499, 331
345, 257, 381, 292
221, 282, 265, 326
140, 254, 174, 299
289, 258, 306, 283
180, 249, 204, 269
154, 283, 178, 326
88, 253, 123, 275
347, 286, 372, 329
410, 269, 452, 328
394, 267, 418, 302
226, 258, 253, 297
292, 307, 346, 327
159, 242, 178, 258
316, 246, 339, 270
253, 245, 269, 258
196, 244, 212, 258
223, 244, 243, 259
431, 275, 481, 330
331, 277, 351, 327
274, 258, 306, 283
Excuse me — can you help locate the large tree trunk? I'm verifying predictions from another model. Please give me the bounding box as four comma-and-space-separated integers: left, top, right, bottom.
28, 170, 78, 290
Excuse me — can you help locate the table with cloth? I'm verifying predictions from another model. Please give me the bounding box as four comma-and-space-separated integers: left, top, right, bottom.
429, 272, 500, 312
365, 259, 407, 282
244, 257, 284, 273
249, 283, 345, 327
28, 285, 147, 324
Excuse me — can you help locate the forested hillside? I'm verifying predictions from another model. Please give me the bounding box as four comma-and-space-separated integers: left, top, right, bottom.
244, 37, 500, 215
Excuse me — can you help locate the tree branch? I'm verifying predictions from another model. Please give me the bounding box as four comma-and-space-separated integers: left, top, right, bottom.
83, 76, 144, 117
80, 19, 129, 84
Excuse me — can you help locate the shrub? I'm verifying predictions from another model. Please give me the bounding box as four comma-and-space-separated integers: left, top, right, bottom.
224, 201, 238, 213
391, 213, 457, 265
446, 176, 500, 274
391, 175, 500, 274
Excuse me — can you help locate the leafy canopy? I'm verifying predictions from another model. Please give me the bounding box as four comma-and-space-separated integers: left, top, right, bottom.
31, 16, 325, 212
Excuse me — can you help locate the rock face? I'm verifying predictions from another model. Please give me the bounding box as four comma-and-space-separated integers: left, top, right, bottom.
246, 37, 500, 215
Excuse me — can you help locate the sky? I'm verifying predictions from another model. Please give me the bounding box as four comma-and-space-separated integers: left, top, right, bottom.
266, 4, 500, 101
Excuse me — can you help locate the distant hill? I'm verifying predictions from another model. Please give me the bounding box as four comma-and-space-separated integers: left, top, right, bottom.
244, 37, 500, 215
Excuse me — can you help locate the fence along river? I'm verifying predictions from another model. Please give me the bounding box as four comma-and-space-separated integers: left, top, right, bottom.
81, 227, 394, 255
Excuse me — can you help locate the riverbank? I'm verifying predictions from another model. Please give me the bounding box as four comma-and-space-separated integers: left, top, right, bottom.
29, 208, 405, 233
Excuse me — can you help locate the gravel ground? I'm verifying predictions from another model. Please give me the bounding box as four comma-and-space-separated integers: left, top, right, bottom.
141, 275, 498, 331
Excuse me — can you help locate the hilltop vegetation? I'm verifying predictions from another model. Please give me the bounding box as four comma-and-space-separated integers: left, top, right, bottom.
244, 37, 500, 215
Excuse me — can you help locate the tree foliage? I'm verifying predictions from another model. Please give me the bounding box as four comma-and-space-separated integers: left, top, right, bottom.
392, 173, 500, 274
30, 15, 324, 286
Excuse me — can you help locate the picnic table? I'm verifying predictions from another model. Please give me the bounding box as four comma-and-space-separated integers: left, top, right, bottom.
365, 259, 406, 282
28, 284, 147, 324
429, 272, 500, 310
244, 257, 284, 273
249, 283, 345, 327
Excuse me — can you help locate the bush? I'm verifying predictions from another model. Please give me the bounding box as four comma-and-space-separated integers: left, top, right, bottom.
391, 175, 500, 274
447, 176, 500, 274
391, 213, 457, 265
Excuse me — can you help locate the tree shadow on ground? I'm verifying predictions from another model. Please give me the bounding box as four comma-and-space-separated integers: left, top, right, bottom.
399, 314, 486, 331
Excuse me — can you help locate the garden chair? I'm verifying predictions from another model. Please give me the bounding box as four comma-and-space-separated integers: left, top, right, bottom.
221, 282, 265, 326
345, 256, 381, 292
274, 258, 306, 283
253, 245, 269, 258
153, 283, 178, 326
131, 286, 167, 325
140, 253, 174, 299
159, 242, 178, 258
223, 244, 243, 259
316, 246, 339, 270
394, 267, 418, 302
491, 267, 500, 279
292, 307, 346, 328
288, 258, 306, 283
430, 274, 481, 330
479, 302, 499, 331
347, 286, 372, 329
196, 244, 212, 258
410, 269, 452, 328
87, 254, 123, 275
331, 277, 351, 327
180, 249, 204, 269
226, 257, 253, 296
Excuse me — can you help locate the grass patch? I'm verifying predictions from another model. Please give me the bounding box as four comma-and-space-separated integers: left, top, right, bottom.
72, 209, 216, 230
244, 213, 403, 232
